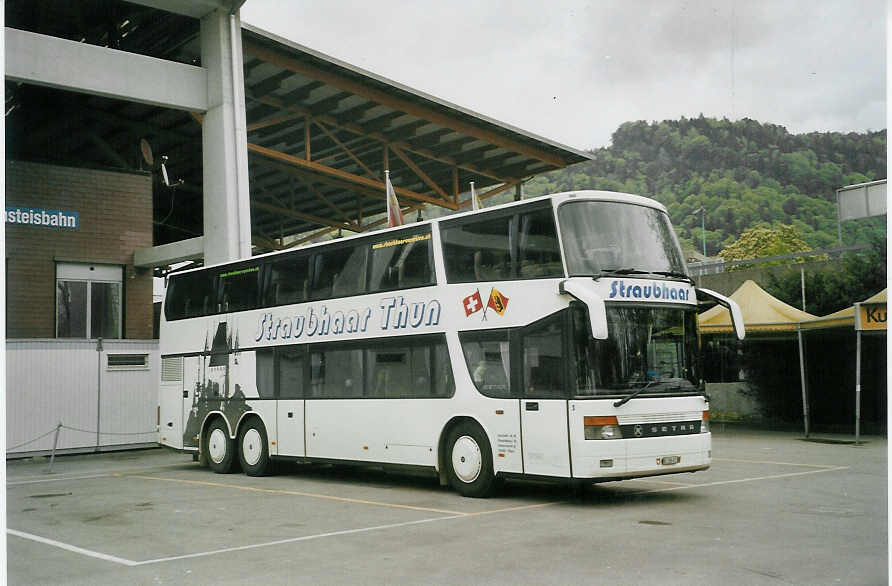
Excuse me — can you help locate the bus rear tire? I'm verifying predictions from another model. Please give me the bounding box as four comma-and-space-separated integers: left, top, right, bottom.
238, 418, 271, 477
445, 422, 496, 498
204, 418, 236, 474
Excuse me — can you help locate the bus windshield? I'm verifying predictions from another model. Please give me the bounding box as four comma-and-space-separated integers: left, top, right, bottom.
572, 304, 699, 396
558, 201, 687, 277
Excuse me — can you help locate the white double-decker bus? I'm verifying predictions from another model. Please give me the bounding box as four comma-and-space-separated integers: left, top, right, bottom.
158, 190, 743, 497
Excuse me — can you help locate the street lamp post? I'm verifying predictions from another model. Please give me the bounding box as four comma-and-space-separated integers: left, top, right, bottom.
692, 207, 707, 257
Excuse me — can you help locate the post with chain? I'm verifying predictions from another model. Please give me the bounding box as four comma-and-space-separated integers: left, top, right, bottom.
96, 337, 103, 451
46, 422, 63, 474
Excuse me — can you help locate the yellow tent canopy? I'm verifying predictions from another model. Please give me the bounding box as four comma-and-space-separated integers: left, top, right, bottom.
799, 289, 887, 331
698, 279, 818, 334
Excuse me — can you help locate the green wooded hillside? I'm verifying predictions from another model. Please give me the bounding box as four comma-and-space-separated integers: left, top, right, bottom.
521, 116, 886, 256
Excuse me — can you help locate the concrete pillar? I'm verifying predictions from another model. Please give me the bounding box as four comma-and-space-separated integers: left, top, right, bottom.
200, 9, 251, 264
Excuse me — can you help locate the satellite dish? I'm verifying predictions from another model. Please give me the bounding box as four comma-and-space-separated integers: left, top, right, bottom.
139, 138, 154, 166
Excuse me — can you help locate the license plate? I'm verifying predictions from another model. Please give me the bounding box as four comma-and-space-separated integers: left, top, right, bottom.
659, 456, 680, 465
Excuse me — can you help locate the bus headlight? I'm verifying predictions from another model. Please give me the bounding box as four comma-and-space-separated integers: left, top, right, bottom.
584, 416, 623, 440
600, 425, 621, 439
701, 410, 710, 433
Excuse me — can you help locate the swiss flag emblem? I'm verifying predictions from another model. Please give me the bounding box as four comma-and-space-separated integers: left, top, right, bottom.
463, 291, 483, 316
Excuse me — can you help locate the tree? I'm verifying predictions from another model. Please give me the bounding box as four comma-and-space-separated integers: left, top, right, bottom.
764, 235, 887, 315
524, 117, 885, 251
718, 225, 812, 269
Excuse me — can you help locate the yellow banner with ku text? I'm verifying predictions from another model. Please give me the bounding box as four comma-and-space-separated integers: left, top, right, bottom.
856, 302, 887, 331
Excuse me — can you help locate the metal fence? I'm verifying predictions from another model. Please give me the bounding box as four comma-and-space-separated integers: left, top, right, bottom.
688, 243, 871, 277
6, 338, 159, 458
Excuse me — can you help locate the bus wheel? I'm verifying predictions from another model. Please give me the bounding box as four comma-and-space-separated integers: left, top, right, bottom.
446, 422, 495, 498
204, 418, 236, 474
238, 418, 270, 477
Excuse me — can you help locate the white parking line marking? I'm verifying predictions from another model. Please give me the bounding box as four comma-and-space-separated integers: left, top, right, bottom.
9, 514, 468, 567
624, 477, 695, 487
7, 529, 139, 567
8, 461, 851, 568
7, 464, 187, 486
712, 457, 841, 469
465, 501, 563, 516
636, 465, 849, 494
130, 515, 465, 566
8, 473, 117, 486
127, 474, 468, 516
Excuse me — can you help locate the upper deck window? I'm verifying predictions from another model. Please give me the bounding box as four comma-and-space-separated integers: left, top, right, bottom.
165, 227, 437, 321
368, 228, 435, 292
558, 201, 687, 277
441, 205, 562, 283
219, 265, 260, 312
310, 243, 368, 299
264, 255, 310, 306
165, 269, 215, 320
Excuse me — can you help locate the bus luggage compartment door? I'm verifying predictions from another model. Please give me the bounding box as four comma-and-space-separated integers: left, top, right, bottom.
520, 399, 571, 477
276, 400, 305, 457
159, 376, 184, 449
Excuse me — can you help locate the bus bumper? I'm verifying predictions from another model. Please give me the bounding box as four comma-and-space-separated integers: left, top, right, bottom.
571, 432, 711, 480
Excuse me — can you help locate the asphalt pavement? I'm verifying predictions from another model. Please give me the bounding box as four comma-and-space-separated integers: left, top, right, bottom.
6, 428, 887, 585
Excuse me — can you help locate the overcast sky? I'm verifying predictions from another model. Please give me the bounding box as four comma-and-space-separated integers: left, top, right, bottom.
240, 1, 886, 151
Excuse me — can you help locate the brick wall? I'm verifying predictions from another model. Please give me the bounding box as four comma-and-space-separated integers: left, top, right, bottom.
6, 161, 154, 339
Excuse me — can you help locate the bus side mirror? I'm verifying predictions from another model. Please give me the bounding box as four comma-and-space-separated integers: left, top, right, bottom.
559, 278, 608, 339
696, 287, 745, 340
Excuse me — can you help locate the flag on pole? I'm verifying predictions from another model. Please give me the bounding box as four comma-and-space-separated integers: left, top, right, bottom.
471, 181, 482, 211
462, 290, 484, 316
385, 170, 404, 227
486, 288, 509, 315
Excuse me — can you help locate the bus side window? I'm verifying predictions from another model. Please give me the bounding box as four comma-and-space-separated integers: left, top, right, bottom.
368, 230, 434, 292
311, 244, 368, 299
517, 208, 563, 279
366, 347, 411, 398
255, 349, 276, 398
399, 240, 433, 287
167, 270, 215, 320
310, 345, 363, 398
442, 214, 512, 283
265, 256, 309, 306
420, 338, 454, 397
219, 266, 260, 312
459, 330, 512, 398
520, 313, 566, 398
278, 346, 305, 399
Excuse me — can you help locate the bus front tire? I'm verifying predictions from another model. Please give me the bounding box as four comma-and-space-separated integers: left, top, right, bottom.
445, 422, 496, 498
238, 418, 271, 477
204, 418, 236, 474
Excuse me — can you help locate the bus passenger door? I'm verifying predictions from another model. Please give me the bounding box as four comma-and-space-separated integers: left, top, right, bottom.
518, 314, 571, 477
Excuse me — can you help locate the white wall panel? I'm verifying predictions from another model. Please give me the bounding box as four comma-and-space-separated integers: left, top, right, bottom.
6, 339, 159, 456
99, 341, 161, 446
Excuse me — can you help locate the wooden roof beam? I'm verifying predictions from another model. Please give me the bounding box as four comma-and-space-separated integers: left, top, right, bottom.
390, 144, 449, 201
244, 40, 568, 168
251, 156, 387, 202
251, 199, 363, 233
247, 142, 459, 210
247, 112, 304, 132
313, 118, 381, 181
249, 94, 514, 184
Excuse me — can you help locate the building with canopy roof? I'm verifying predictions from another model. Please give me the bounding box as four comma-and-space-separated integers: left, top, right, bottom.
699, 280, 886, 435
699, 279, 817, 335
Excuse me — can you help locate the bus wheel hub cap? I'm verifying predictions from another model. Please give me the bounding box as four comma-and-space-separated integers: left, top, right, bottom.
242, 429, 262, 466
208, 428, 227, 464
452, 436, 482, 483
